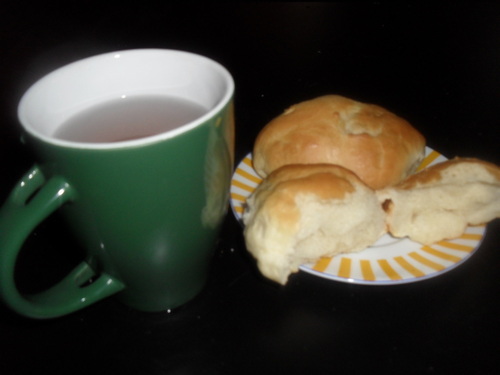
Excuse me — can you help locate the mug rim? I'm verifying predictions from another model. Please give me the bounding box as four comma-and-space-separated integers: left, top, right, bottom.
17, 49, 235, 150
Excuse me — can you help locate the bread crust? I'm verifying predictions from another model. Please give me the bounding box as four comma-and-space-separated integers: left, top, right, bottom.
394, 157, 500, 189
253, 95, 426, 189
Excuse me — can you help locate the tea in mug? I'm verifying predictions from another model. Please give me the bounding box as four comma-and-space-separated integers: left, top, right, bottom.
54, 95, 208, 143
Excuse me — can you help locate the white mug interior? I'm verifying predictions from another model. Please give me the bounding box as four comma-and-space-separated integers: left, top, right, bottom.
17, 49, 234, 149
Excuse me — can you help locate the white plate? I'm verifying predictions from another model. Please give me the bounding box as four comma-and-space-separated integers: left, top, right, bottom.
230, 147, 486, 285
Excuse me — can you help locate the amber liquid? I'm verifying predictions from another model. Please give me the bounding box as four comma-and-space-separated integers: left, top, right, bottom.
54, 96, 208, 143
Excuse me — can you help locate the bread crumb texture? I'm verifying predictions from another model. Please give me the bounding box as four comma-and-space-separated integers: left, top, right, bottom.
243, 164, 386, 284
378, 158, 500, 245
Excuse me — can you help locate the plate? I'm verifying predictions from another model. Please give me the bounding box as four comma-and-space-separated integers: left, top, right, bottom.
230, 147, 486, 285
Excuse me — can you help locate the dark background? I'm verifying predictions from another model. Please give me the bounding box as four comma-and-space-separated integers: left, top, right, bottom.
1, 2, 499, 374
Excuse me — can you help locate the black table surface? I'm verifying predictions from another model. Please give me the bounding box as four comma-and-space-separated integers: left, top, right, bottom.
1, 3, 499, 374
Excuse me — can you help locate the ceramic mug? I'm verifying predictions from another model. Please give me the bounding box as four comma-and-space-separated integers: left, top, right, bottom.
0, 49, 235, 319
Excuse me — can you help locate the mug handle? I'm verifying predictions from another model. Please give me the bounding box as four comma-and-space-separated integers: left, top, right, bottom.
0, 165, 125, 319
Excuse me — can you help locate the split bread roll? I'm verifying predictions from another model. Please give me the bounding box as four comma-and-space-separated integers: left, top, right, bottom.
243, 164, 386, 285
377, 158, 500, 245
253, 95, 426, 189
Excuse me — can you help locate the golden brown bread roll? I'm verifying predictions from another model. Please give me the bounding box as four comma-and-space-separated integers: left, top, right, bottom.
253, 95, 426, 189
377, 158, 500, 245
243, 164, 386, 284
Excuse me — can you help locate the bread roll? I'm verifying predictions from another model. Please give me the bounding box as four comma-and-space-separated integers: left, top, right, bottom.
377, 158, 500, 245
243, 164, 386, 284
253, 95, 426, 189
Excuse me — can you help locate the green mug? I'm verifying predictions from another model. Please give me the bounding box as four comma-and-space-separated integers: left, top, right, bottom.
0, 49, 235, 319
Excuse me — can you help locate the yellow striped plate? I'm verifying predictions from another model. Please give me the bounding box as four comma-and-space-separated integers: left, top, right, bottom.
230, 146, 487, 285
